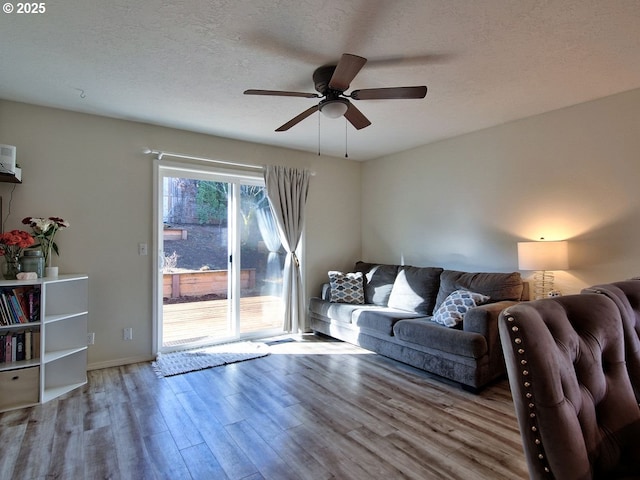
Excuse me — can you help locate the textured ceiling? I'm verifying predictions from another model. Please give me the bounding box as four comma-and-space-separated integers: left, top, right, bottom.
1, 0, 640, 160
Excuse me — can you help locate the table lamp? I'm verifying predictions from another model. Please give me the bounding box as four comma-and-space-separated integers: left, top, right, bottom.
518, 240, 569, 299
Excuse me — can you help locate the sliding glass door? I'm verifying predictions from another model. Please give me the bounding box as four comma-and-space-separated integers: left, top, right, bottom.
237, 184, 284, 334
155, 163, 284, 352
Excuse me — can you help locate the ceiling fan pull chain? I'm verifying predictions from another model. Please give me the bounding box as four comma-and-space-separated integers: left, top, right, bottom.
318, 111, 321, 156
345, 118, 349, 158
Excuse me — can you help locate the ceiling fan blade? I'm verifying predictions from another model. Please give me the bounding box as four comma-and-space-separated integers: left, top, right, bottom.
328, 53, 367, 91
366, 53, 455, 68
344, 103, 371, 130
275, 105, 320, 131
350, 86, 427, 100
244, 89, 320, 99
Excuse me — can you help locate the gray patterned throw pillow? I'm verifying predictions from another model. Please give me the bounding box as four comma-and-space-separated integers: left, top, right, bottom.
328, 271, 365, 304
431, 289, 490, 327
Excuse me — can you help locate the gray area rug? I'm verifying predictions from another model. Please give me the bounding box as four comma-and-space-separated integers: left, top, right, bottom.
152, 341, 270, 377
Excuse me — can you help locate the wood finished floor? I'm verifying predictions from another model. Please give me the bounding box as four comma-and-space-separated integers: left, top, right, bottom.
0, 335, 528, 480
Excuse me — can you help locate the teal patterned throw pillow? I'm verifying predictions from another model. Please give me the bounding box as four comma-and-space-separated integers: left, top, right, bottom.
328, 271, 365, 304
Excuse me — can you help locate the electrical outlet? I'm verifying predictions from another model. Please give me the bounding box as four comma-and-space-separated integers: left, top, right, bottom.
87, 332, 95, 345
123, 328, 133, 341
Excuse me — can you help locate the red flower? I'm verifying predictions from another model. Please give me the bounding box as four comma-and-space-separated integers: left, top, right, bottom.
0, 229, 35, 256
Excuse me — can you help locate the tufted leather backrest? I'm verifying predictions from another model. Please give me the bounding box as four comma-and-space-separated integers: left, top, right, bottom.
499, 294, 640, 480
583, 280, 640, 404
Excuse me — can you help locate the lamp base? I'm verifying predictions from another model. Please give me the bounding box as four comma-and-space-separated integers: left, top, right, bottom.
533, 270, 554, 300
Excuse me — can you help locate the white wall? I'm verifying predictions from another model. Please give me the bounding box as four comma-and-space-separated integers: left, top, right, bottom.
0, 100, 361, 368
362, 88, 640, 295
6, 86, 637, 368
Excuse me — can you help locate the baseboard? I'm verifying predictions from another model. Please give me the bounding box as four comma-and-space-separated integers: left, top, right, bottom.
88, 354, 155, 371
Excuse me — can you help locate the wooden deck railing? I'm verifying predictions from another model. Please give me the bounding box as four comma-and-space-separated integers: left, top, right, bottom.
162, 295, 283, 347
163, 269, 256, 298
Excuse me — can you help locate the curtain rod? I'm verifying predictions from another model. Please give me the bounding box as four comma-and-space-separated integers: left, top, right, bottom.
144, 149, 316, 175
145, 149, 263, 170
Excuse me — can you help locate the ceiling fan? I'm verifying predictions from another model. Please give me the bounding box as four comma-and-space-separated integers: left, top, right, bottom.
244, 53, 427, 132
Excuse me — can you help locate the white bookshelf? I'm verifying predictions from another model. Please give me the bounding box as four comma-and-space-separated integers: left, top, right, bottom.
0, 274, 88, 412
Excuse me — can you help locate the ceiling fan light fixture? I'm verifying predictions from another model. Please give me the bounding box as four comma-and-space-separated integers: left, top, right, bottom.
319, 98, 349, 118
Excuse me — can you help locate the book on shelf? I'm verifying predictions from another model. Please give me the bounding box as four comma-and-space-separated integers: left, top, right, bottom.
0, 294, 12, 326
9, 293, 27, 324
15, 331, 25, 361
13, 287, 31, 321
0, 329, 39, 364
27, 288, 40, 322
25, 329, 31, 361
4, 333, 11, 362
0, 292, 20, 325
0, 287, 40, 325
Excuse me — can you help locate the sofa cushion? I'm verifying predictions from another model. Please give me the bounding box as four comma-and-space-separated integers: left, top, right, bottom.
328, 271, 364, 304
354, 261, 399, 306
394, 319, 488, 358
353, 308, 423, 336
387, 266, 443, 315
308, 297, 363, 324
432, 289, 490, 327
435, 270, 523, 310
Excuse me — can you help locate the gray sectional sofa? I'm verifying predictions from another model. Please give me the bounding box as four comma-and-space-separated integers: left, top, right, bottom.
309, 261, 528, 391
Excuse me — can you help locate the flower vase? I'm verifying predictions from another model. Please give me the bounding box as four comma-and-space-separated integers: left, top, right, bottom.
45, 266, 59, 278
44, 242, 58, 277
3, 254, 22, 280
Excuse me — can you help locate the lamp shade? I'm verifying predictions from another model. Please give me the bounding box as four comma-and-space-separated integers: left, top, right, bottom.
517, 241, 569, 271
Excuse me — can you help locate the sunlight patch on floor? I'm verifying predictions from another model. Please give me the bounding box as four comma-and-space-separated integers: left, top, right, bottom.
262, 334, 375, 355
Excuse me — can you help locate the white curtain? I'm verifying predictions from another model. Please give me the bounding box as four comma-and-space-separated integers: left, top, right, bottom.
255, 206, 283, 298
263, 165, 311, 332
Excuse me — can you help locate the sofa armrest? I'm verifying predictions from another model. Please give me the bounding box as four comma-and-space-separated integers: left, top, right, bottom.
321, 283, 331, 301
464, 300, 520, 353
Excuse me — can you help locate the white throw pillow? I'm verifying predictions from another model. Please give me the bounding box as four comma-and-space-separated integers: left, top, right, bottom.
431, 289, 490, 327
